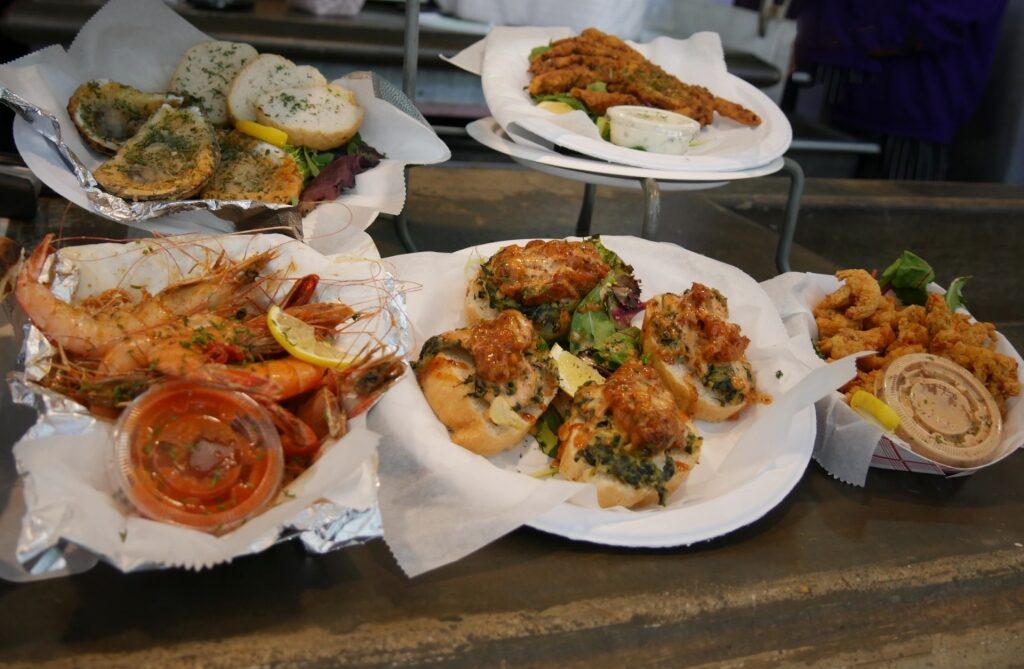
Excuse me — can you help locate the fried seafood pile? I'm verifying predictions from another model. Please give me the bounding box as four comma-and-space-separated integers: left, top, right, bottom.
814, 269, 1020, 412
528, 28, 761, 127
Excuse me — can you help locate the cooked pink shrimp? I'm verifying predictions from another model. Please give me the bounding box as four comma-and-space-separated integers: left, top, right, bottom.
16, 234, 275, 358
98, 303, 354, 375
330, 354, 406, 417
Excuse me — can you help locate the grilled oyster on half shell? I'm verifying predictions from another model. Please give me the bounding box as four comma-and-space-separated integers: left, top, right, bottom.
67, 80, 182, 154
200, 129, 303, 203
93, 104, 219, 201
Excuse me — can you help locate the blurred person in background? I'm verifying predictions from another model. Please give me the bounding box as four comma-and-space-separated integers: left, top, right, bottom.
792, 0, 1008, 180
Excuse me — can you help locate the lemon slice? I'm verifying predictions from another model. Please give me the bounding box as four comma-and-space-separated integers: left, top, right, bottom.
235, 120, 288, 148
488, 395, 528, 429
550, 343, 604, 396
267, 305, 353, 369
537, 100, 575, 114
850, 390, 901, 432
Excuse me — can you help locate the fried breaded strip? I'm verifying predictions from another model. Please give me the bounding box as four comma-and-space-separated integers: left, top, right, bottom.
714, 97, 762, 127
529, 66, 605, 97
570, 88, 641, 115
527, 27, 763, 129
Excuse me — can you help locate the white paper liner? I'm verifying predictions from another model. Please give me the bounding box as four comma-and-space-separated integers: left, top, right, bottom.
371, 236, 852, 576
761, 272, 1024, 485
8, 233, 410, 573
449, 26, 791, 172
0, 0, 449, 233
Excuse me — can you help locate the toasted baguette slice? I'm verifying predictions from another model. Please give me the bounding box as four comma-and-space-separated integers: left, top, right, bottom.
650, 355, 754, 422
641, 290, 759, 423
170, 41, 258, 126
465, 270, 500, 326
255, 84, 363, 151
226, 54, 326, 124
559, 432, 696, 508
200, 130, 303, 203
414, 311, 559, 457
557, 362, 702, 508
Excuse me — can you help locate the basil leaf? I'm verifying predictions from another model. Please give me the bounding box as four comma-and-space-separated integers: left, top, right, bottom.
533, 405, 563, 458
531, 93, 588, 112
529, 44, 551, 60
944, 276, 971, 311
879, 250, 935, 306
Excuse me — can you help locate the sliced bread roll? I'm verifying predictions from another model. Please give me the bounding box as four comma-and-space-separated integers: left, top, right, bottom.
170, 41, 258, 126
641, 288, 760, 422
414, 310, 559, 457
557, 361, 702, 508
255, 84, 364, 151
226, 54, 326, 124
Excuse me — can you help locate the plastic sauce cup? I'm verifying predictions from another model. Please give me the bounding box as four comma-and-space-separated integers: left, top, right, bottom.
607, 105, 701, 155
112, 380, 284, 535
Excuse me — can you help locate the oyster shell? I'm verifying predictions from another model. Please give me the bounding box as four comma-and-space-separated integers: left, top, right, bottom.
93, 105, 219, 201
67, 79, 182, 154
200, 130, 303, 204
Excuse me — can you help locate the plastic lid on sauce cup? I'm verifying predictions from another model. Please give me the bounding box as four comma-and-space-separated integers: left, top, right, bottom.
112, 380, 284, 535
877, 354, 1003, 469
606, 105, 701, 155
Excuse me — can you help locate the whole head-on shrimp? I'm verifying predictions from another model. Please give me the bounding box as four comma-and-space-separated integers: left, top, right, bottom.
15, 234, 275, 359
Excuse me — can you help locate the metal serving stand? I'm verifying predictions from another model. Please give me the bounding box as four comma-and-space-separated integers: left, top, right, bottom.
394, 0, 805, 274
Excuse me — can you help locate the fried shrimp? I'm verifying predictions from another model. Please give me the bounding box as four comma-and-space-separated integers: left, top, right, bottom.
813, 267, 1020, 412
834, 269, 882, 320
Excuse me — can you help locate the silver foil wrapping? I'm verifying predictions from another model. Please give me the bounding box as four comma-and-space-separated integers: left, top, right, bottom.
1, 85, 291, 225
2, 244, 405, 579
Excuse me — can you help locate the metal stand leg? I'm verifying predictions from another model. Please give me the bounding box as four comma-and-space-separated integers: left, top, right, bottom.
395, 0, 420, 253
395, 168, 417, 253
775, 157, 805, 274
576, 183, 596, 237
640, 177, 661, 239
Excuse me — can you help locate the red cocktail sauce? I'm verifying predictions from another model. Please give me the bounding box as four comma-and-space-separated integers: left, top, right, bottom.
113, 381, 284, 534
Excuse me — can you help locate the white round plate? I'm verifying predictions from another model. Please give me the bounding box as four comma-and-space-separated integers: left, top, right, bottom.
481, 28, 792, 173
467, 117, 784, 191
381, 235, 818, 548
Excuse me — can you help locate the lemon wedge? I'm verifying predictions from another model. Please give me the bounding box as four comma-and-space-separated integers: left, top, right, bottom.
235, 120, 288, 148
850, 390, 901, 432
267, 305, 353, 369
550, 343, 604, 396
537, 100, 576, 114
488, 395, 528, 429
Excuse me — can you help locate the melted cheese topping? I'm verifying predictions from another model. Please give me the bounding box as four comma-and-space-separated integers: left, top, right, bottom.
465, 310, 535, 384
486, 240, 610, 307
603, 361, 690, 454
648, 284, 750, 367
